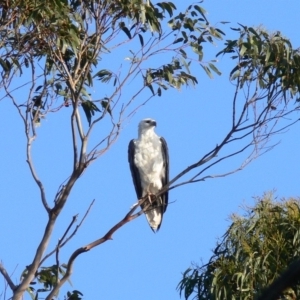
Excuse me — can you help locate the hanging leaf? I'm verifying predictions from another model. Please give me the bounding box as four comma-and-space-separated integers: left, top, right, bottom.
173, 37, 184, 44
147, 84, 155, 95
81, 100, 100, 126
94, 69, 112, 83
101, 99, 112, 116
157, 87, 162, 96
0, 58, 10, 72
119, 22, 132, 39
138, 34, 144, 47
208, 63, 222, 75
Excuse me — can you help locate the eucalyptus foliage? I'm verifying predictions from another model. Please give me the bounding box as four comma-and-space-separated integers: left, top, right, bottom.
218, 25, 300, 105
0, 0, 223, 126
178, 194, 300, 300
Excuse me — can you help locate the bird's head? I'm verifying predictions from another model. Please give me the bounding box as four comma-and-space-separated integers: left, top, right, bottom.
138, 118, 157, 136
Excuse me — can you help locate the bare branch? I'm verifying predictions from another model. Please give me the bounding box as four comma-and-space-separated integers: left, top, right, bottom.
40, 200, 95, 266
44, 197, 150, 300
13, 216, 56, 299
25, 147, 50, 213
3, 81, 51, 213
0, 262, 16, 291
71, 109, 79, 170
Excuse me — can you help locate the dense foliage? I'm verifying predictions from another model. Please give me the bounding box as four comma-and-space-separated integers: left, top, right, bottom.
178, 194, 300, 300
218, 25, 300, 102
0, 1, 224, 299
0, 0, 224, 127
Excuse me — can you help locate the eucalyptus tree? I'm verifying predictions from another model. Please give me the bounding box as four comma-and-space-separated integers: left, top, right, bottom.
178, 194, 300, 300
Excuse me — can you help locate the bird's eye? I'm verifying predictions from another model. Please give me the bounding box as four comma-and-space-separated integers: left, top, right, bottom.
145, 120, 150, 124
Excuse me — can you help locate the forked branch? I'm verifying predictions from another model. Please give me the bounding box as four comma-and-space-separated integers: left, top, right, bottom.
0, 262, 16, 291
39, 200, 95, 267
45, 197, 148, 300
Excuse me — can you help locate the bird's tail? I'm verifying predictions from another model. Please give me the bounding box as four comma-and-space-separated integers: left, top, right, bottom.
142, 196, 164, 232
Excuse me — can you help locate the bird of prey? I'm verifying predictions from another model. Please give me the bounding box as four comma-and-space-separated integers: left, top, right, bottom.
128, 118, 169, 232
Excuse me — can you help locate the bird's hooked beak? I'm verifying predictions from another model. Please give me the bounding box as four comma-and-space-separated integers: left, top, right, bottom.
151, 120, 157, 127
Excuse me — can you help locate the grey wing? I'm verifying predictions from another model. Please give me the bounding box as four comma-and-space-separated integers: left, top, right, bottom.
128, 140, 143, 199
160, 137, 169, 213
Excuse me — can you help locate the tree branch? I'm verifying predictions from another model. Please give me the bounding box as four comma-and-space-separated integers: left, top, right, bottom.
39, 200, 95, 267
45, 198, 148, 300
0, 262, 16, 291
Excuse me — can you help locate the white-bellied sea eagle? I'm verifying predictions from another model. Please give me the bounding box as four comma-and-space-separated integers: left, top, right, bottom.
128, 118, 169, 232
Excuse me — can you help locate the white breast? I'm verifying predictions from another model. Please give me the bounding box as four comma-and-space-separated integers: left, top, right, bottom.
134, 135, 164, 195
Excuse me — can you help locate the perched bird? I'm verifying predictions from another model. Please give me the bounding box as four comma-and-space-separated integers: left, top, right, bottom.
128, 118, 169, 232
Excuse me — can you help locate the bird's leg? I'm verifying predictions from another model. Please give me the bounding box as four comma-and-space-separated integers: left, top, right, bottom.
145, 185, 153, 204
146, 185, 158, 208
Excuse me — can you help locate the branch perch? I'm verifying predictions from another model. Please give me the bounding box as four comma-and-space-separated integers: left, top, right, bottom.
45, 197, 147, 300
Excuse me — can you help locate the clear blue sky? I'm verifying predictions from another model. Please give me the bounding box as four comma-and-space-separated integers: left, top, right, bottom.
0, 1, 300, 299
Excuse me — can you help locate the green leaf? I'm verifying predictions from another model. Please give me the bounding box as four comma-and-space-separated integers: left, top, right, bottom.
0, 58, 10, 72
230, 27, 241, 31
94, 69, 112, 83
181, 57, 191, 73
194, 5, 208, 24
173, 37, 184, 44
208, 63, 221, 75
119, 22, 132, 39
191, 43, 203, 60
138, 34, 144, 47
215, 28, 226, 37
147, 84, 155, 95
240, 44, 248, 56
156, 82, 168, 90
35, 85, 43, 92
230, 70, 240, 80
81, 100, 100, 126
101, 100, 112, 116
183, 18, 195, 31
181, 30, 188, 43
201, 65, 213, 79
66, 290, 83, 300
24, 58, 29, 68
156, 2, 176, 17
179, 49, 187, 59
191, 11, 197, 17
248, 27, 260, 39
12, 58, 22, 75
157, 87, 162, 96
180, 71, 198, 85
86, 72, 93, 87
